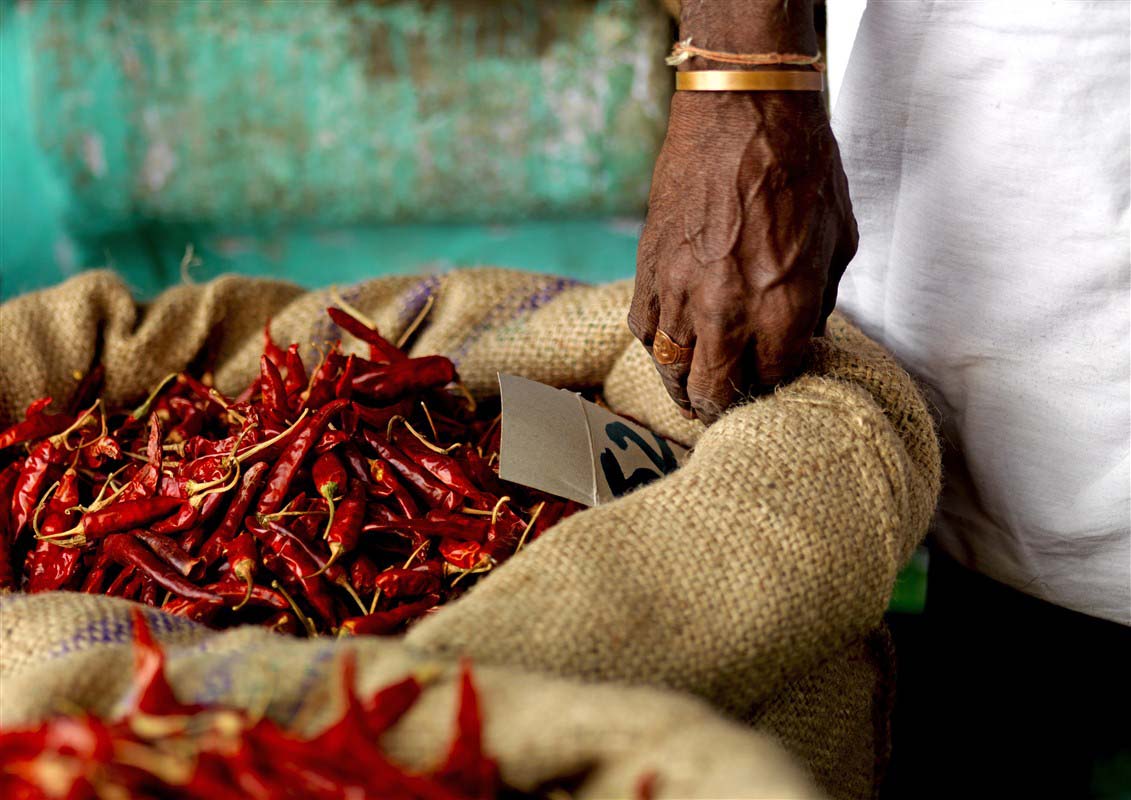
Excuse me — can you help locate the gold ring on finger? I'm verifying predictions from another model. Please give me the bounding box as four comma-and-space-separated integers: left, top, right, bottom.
652, 329, 694, 366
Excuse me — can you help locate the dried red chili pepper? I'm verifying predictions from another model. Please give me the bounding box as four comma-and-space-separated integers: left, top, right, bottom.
364, 430, 458, 510
254, 520, 337, 624
369, 567, 441, 600
105, 564, 136, 597
374, 462, 420, 519
132, 530, 205, 580
207, 578, 289, 611
334, 353, 356, 400
162, 596, 222, 623
129, 607, 204, 715
80, 553, 112, 594
80, 433, 123, 469
11, 439, 63, 538
223, 530, 258, 608
2, 302, 587, 641
326, 306, 404, 363
281, 343, 306, 394
102, 535, 220, 603
167, 396, 205, 442
337, 594, 439, 636
198, 461, 270, 564
314, 427, 349, 454
149, 498, 201, 534
348, 553, 382, 593
259, 354, 290, 422
351, 398, 414, 431
351, 355, 455, 403
394, 427, 485, 504
0, 398, 73, 451
54, 496, 184, 544
302, 351, 345, 412
263, 317, 286, 367
26, 466, 84, 591
0, 464, 19, 589
434, 663, 499, 798
117, 414, 164, 500
256, 399, 348, 515
138, 575, 159, 606
366, 516, 490, 543
439, 539, 487, 572
2, 595, 525, 799
460, 448, 507, 497
178, 373, 230, 416
312, 451, 347, 504
324, 481, 364, 566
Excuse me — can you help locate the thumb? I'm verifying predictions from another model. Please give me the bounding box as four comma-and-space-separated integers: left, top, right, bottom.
816, 221, 858, 335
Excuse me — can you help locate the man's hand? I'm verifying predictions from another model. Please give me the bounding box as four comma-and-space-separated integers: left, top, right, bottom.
629, 0, 857, 424
628, 88, 857, 424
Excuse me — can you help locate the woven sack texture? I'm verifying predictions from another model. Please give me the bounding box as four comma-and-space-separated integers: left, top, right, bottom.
0, 592, 819, 800
0, 269, 940, 798
751, 626, 898, 800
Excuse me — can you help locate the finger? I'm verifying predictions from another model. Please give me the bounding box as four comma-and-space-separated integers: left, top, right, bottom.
816, 220, 859, 335
627, 221, 664, 347
749, 300, 818, 391
685, 312, 746, 426
627, 284, 659, 348
652, 291, 696, 413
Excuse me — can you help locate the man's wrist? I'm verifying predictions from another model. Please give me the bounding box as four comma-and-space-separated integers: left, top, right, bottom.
678, 0, 818, 72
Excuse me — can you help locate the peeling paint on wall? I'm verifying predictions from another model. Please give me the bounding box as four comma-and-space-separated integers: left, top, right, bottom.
23, 0, 672, 231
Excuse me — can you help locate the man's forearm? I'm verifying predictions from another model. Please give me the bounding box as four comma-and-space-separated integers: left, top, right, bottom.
677, 0, 818, 69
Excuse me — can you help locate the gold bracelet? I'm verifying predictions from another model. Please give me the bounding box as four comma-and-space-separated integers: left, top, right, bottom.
676, 70, 824, 92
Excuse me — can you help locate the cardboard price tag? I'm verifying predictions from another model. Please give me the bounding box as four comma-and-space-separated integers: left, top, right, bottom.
497, 374, 689, 507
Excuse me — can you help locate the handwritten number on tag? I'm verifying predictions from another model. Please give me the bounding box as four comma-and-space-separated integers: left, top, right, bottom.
599, 422, 680, 497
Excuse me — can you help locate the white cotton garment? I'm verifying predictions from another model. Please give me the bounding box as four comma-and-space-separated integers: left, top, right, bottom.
833, 0, 1131, 624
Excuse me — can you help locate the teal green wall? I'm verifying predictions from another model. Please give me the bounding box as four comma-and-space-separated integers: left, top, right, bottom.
1, 0, 672, 298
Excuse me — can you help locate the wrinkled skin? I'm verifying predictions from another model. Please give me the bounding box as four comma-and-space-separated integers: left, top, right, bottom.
629, 89, 858, 424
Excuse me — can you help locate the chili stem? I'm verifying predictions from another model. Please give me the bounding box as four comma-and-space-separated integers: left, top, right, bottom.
420, 401, 439, 441
338, 578, 368, 614
401, 418, 460, 455
401, 540, 430, 570
490, 496, 510, 527
233, 566, 254, 611
449, 560, 493, 588
29, 480, 60, 536
48, 399, 101, 449
449, 381, 477, 413
514, 501, 545, 554
395, 293, 434, 350
329, 287, 379, 331
129, 374, 179, 421
232, 410, 307, 463
271, 580, 317, 638
458, 507, 493, 517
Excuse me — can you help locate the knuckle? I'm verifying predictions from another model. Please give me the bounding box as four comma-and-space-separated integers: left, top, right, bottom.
626, 310, 653, 344
686, 380, 728, 422
757, 352, 805, 388
655, 366, 691, 405
695, 277, 747, 325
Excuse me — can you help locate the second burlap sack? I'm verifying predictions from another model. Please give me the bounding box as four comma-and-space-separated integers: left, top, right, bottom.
0, 268, 940, 798
0, 592, 819, 799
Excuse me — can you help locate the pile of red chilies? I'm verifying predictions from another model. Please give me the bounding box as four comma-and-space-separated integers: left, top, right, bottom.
1, 609, 502, 799
0, 304, 579, 636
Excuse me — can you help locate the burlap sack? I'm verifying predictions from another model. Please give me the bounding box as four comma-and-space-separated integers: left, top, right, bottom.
0, 269, 940, 799
0, 592, 819, 799
752, 627, 898, 800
